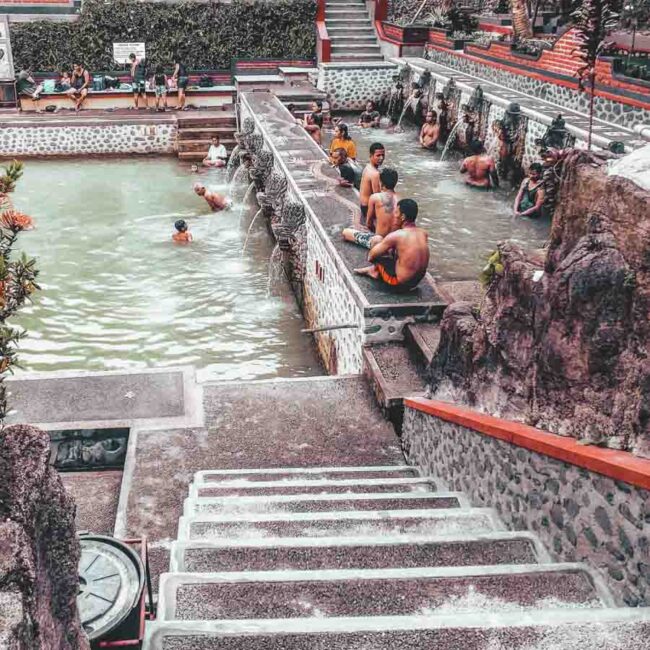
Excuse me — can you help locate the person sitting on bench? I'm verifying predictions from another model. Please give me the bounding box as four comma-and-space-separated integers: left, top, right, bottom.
16, 69, 44, 113
66, 62, 90, 112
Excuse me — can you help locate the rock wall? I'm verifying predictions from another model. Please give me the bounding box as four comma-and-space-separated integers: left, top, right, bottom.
427, 150, 650, 457
402, 406, 650, 607
0, 425, 89, 649
425, 47, 650, 131
0, 123, 177, 157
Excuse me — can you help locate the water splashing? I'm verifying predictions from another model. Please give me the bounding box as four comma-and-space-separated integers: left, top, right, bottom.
229, 164, 247, 197
241, 208, 263, 256
393, 96, 417, 133
440, 121, 462, 162
242, 182, 257, 208
267, 244, 285, 296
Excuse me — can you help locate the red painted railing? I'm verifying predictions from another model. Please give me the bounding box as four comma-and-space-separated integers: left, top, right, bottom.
316, 0, 331, 63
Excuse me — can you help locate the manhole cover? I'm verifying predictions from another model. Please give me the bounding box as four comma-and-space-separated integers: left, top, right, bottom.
77, 535, 144, 641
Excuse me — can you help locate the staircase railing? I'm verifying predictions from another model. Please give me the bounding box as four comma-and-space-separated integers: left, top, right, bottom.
316, 0, 331, 63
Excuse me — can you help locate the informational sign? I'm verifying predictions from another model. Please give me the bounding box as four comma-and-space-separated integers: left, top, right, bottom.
113, 42, 146, 64
0, 15, 14, 81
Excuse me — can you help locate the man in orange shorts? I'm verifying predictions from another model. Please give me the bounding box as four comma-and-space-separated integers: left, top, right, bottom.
355, 198, 429, 291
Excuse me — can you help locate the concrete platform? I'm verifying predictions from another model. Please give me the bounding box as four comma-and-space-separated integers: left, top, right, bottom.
169, 531, 549, 573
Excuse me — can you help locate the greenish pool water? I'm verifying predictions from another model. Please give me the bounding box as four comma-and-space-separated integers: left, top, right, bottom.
329, 123, 550, 280
12, 157, 322, 378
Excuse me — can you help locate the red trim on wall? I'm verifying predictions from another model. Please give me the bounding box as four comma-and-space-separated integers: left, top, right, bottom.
375, 21, 402, 53
405, 397, 650, 490
317, 21, 331, 63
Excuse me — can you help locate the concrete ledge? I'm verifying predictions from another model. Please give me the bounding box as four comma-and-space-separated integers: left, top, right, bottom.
405, 397, 650, 490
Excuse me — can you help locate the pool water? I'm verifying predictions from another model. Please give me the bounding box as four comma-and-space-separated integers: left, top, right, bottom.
11, 157, 322, 378
329, 123, 550, 280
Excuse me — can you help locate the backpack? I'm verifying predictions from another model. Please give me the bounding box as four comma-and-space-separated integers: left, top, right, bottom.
199, 75, 212, 88
92, 76, 105, 91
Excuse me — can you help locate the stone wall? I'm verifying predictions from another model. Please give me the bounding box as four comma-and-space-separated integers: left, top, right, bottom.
402, 406, 650, 608
425, 47, 650, 130
0, 122, 177, 156
317, 62, 397, 111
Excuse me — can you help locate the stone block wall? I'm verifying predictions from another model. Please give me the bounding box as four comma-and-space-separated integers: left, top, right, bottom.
0, 122, 177, 156
402, 406, 650, 608
317, 62, 397, 111
425, 47, 650, 130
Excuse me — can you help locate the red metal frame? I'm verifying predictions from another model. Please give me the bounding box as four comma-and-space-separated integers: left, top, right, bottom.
316, 0, 331, 63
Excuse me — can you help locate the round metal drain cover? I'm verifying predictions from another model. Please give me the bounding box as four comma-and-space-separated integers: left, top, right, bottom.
77, 535, 144, 641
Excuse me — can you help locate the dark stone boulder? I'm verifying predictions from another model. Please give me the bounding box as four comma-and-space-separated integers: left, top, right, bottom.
0, 424, 89, 649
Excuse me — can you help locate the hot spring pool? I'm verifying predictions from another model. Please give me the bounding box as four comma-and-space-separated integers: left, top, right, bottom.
328, 123, 550, 280
12, 157, 322, 378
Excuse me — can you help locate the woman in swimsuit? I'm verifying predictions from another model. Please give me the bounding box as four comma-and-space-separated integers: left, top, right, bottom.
514, 162, 545, 218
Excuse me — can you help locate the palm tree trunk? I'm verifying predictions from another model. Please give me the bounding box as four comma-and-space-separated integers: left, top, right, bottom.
510, 0, 533, 41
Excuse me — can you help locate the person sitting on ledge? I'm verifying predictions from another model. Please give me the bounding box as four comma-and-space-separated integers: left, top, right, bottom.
15, 69, 44, 113
342, 167, 400, 250
297, 100, 324, 145
420, 110, 440, 151
172, 219, 192, 243
355, 198, 429, 292
203, 136, 228, 168
331, 148, 361, 190
329, 123, 357, 162
460, 139, 498, 189
58, 70, 72, 91
359, 142, 385, 226
514, 162, 545, 218
66, 62, 90, 112
194, 183, 231, 211
358, 100, 381, 128
129, 53, 148, 110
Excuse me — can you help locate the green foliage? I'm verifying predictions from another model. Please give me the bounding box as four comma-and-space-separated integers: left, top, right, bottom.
479, 249, 504, 288
0, 160, 39, 423
10, 0, 316, 72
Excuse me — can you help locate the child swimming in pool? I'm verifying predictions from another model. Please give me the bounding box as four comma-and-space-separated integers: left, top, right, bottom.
172, 219, 192, 243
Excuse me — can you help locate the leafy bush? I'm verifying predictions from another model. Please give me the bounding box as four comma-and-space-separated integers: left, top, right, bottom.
10, 0, 316, 72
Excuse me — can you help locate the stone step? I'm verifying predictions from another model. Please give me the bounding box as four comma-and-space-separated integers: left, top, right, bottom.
169, 531, 551, 573
194, 465, 419, 484
326, 8, 369, 17
177, 508, 504, 541
157, 563, 610, 621
176, 115, 237, 128
331, 46, 382, 55
325, 18, 373, 25
329, 33, 378, 41
404, 322, 441, 368
177, 139, 236, 153
190, 476, 442, 498
183, 491, 468, 516
278, 67, 318, 82
143, 608, 650, 650
331, 54, 386, 62
178, 126, 236, 140
327, 0, 367, 5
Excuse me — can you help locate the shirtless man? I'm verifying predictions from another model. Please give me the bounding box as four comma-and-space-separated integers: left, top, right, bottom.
355, 198, 429, 291
420, 111, 440, 150
358, 100, 381, 128
194, 183, 231, 211
359, 142, 385, 226
460, 139, 499, 189
342, 167, 399, 249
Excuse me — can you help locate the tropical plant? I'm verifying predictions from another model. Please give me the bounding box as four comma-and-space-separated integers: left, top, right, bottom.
572, 0, 618, 149
10, 0, 316, 72
479, 249, 505, 289
0, 161, 39, 422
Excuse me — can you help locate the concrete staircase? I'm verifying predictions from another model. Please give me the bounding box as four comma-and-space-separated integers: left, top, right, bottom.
176, 110, 237, 162
326, 0, 384, 62
143, 465, 650, 649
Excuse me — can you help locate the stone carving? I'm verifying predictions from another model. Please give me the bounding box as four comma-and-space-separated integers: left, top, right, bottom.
457, 85, 491, 150
0, 425, 90, 649
436, 77, 461, 141
385, 66, 409, 125
275, 200, 306, 251
250, 150, 274, 191
258, 169, 288, 220
493, 102, 529, 185
537, 114, 574, 151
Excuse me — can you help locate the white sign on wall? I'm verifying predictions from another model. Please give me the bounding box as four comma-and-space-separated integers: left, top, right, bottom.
113, 42, 146, 64
0, 15, 14, 81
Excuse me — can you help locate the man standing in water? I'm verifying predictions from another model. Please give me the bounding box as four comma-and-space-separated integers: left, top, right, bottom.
420, 111, 440, 150
342, 167, 399, 249
460, 139, 499, 189
359, 143, 385, 226
194, 183, 231, 211
355, 199, 429, 291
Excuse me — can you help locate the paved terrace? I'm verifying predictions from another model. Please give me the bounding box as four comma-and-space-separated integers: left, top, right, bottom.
241, 91, 448, 324
393, 56, 647, 153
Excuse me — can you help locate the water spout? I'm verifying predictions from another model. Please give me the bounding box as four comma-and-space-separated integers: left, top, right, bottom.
440, 121, 462, 162
242, 181, 257, 207
229, 164, 247, 195
241, 208, 263, 256
266, 243, 285, 295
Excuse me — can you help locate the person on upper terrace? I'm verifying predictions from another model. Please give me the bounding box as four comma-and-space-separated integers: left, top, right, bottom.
129, 53, 148, 110
15, 69, 44, 113
172, 219, 192, 243
297, 100, 324, 145
420, 110, 440, 151
65, 62, 90, 112
331, 148, 361, 190
460, 139, 499, 189
203, 136, 228, 168
152, 64, 168, 112
172, 54, 189, 111
514, 162, 545, 218
355, 198, 429, 292
342, 167, 400, 250
194, 183, 231, 211
359, 142, 385, 226
329, 123, 357, 162
358, 101, 381, 128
